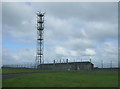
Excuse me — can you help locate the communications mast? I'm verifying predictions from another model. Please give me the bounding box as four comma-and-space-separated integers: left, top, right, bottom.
36, 11, 45, 68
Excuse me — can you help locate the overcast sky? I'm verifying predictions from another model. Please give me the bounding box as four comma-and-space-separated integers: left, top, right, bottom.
2, 2, 118, 68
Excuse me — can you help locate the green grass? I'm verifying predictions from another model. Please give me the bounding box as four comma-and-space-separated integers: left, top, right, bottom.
0, 68, 1, 87
2, 68, 55, 74
2, 71, 118, 87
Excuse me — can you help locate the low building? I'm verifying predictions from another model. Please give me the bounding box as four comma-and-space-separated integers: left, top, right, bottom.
38, 61, 94, 71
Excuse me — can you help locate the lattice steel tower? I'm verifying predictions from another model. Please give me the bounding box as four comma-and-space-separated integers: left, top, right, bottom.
36, 11, 45, 67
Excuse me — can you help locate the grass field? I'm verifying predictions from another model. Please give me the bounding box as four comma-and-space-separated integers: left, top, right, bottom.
2, 68, 55, 74
2, 69, 118, 87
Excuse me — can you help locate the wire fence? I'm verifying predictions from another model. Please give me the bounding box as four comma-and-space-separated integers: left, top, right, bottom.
2, 58, 118, 70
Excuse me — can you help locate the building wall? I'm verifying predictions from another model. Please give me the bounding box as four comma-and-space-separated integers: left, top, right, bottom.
69, 63, 93, 70
38, 62, 94, 71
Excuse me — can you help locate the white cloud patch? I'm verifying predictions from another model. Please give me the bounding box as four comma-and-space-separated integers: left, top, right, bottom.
54, 46, 78, 58
2, 47, 36, 65
55, 46, 69, 56
84, 48, 96, 56
66, 38, 94, 51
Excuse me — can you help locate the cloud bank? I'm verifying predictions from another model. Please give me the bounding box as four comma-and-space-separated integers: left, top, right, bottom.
2, 2, 118, 68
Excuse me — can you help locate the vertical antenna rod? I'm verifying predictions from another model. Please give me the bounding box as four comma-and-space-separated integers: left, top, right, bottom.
101, 60, 103, 68
36, 11, 45, 68
110, 60, 112, 68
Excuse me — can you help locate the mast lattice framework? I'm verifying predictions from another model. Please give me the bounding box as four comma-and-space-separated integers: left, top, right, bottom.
36, 11, 45, 67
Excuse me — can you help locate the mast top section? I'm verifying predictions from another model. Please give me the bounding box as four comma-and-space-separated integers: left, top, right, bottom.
36, 11, 45, 17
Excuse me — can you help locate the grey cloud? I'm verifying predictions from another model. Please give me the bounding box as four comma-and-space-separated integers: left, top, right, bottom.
31, 2, 117, 23
84, 21, 118, 41
2, 2, 34, 26
2, 2, 36, 46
